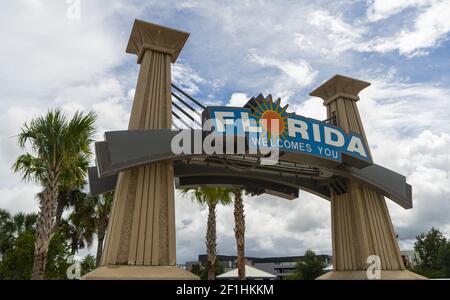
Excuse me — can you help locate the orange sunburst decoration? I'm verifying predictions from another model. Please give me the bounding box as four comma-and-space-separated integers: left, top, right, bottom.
247, 94, 291, 139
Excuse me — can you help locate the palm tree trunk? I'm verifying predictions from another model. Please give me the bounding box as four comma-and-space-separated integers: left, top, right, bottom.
206, 203, 217, 280
51, 191, 67, 235
96, 232, 105, 268
31, 250, 47, 280
233, 190, 246, 280
31, 176, 59, 280
70, 241, 78, 255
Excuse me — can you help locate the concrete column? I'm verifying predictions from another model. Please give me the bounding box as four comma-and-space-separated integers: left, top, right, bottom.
310, 75, 425, 279
83, 20, 198, 279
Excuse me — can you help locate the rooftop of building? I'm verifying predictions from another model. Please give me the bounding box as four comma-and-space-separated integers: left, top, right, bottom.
197, 254, 332, 264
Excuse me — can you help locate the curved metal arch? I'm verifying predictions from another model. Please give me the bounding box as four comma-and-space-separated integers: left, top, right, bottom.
89, 129, 412, 209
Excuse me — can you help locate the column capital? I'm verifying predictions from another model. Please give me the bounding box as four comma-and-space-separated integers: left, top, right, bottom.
309, 74, 370, 106
126, 19, 190, 63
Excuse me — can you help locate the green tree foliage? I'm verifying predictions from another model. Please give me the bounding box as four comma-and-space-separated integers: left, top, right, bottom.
81, 254, 96, 276
60, 212, 94, 255
43, 232, 72, 280
411, 227, 450, 278
190, 264, 202, 277
438, 242, 450, 277
0, 230, 35, 279
0, 210, 38, 256
0, 210, 71, 280
13, 109, 96, 279
0, 209, 16, 256
190, 262, 225, 280
289, 249, 326, 280
69, 191, 114, 267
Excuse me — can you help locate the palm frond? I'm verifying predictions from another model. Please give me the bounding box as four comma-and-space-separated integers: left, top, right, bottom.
12, 153, 46, 182
180, 187, 235, 207
13, 109, 97, 189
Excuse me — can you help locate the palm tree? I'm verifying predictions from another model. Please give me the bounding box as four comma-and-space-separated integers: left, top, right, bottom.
13, 110, 96, 279
0, 210, 38, 262
233, 189, 246, 280
181, 187, 233, 280
60, 213, 94, 255
92, 192, 113, 267
0, 210, 15, 257
72, 191, 114, 267
53, 188, 87, 235
12, 212, 38, 234
37, 187, 88, 236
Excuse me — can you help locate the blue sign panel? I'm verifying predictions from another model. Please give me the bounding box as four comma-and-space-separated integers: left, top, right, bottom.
204, 103, 372, 165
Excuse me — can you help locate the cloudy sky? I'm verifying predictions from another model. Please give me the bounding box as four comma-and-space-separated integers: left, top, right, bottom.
1, 0, 450, 264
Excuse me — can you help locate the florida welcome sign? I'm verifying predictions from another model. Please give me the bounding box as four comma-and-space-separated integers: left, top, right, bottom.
204, 94, 371, 165
83, 19, 424, 280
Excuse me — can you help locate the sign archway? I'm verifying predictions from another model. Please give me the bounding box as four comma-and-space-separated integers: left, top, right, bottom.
83, 20, 424, 280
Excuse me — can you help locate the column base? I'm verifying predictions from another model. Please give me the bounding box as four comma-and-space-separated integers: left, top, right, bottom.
81, 265, 200, 280
316, 270, 427, 280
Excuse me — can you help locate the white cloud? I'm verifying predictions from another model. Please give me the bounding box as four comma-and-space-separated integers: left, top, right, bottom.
127, 89, 136, 100
54, 77, 130, 136
245, 51, 319, 100
0, 0, 129, 98
227, 93, 248, 107
176, 190, 332, 263
0, 77, 132, 214
292, 2, 450, 58
247, 52, 317, 88
292, 75, 450, 250
366, 0, 431, 22
307, 10, 365, 55
359, 77, 450, 140
172, 62, 206, 95
294, 97, 327, 121
0, 186, 41, 215
354, 76, 450, 243
361, 1, 450, 57
0, 0, 134, 217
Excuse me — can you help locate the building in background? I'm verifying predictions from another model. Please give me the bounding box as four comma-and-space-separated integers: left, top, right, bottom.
189, 254, 332, 280
185, 250, 418, 279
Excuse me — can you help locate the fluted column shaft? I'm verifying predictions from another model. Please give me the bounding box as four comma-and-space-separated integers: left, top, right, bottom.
310, 75, 405, 271
102, 51, 175, 266
100, 20, 189, 267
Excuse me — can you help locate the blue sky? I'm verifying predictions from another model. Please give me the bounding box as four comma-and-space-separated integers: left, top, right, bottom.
0, 0, 450, 264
